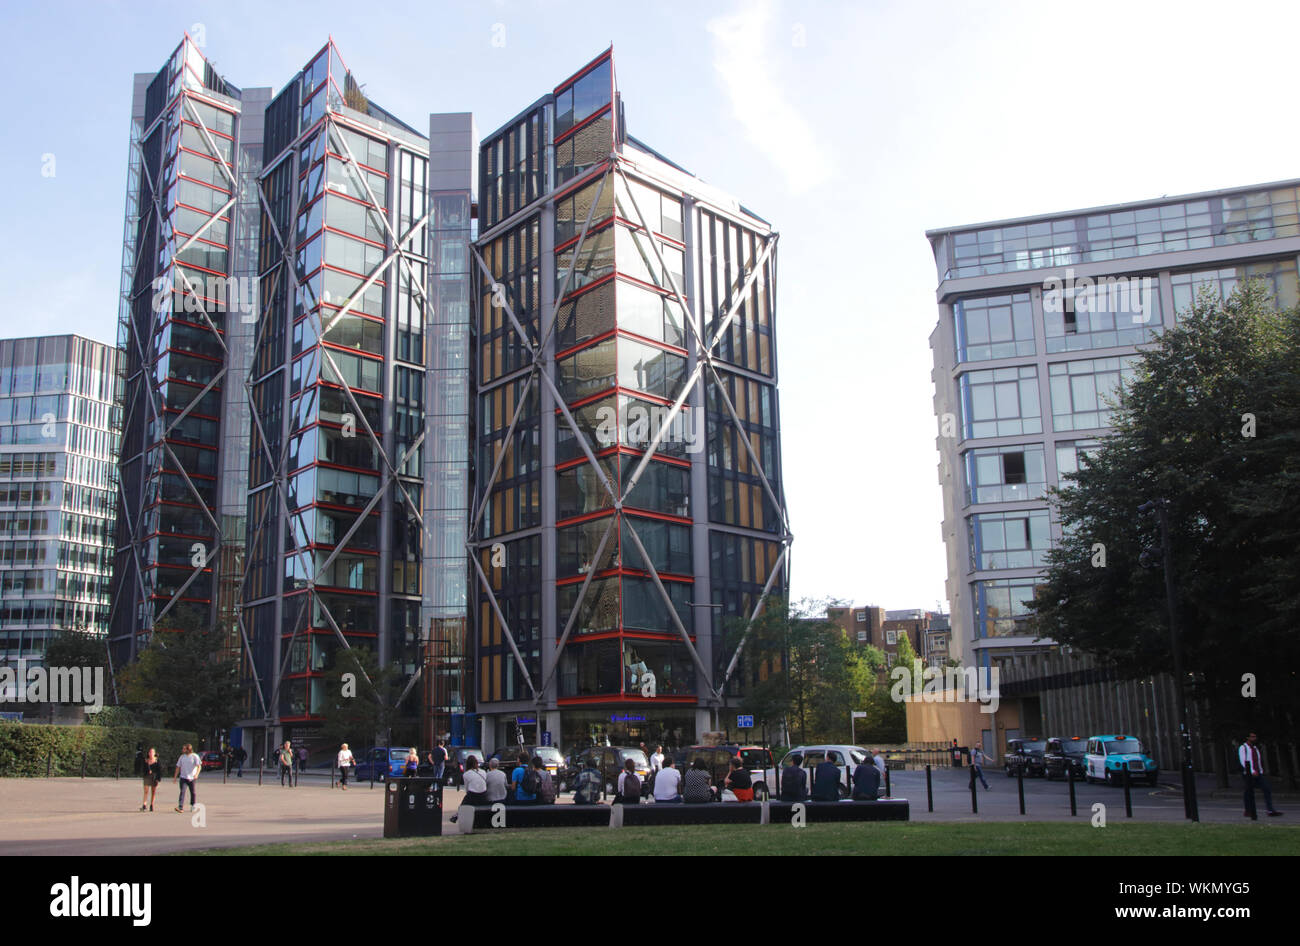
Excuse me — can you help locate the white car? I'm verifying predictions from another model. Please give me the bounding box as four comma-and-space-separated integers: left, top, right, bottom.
779, 745, 883, 798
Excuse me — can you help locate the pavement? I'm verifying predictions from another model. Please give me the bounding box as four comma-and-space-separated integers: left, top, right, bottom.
0, 766, 1291, 855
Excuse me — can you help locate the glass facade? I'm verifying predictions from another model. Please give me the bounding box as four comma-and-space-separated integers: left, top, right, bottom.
472, 49, 787, 749
0, 337, 119, 668
932, 178, 1300, 663
112, 36, 256, 665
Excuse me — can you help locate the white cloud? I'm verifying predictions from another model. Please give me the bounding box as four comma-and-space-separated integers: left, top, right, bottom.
706, 1, 832, 194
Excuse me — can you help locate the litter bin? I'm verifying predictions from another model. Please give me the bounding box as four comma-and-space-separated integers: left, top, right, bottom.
383, 777, 443, 838
950, 746, 962, 768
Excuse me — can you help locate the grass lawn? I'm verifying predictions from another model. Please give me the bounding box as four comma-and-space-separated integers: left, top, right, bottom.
187, 821, 1300, 856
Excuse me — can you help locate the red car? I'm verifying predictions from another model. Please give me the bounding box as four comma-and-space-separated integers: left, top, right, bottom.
200, 751, 225, 771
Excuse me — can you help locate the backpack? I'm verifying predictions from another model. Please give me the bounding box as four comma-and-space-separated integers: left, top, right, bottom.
522, 766, 542, 795
621, 771, 641, 801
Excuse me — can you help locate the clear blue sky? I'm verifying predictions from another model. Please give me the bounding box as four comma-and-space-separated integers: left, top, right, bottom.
4, 0, 1299, 613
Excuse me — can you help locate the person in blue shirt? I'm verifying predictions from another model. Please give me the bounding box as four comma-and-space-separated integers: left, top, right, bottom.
510, 750, 537, 804
779, 754, 808, 801
852, 758, 881, 800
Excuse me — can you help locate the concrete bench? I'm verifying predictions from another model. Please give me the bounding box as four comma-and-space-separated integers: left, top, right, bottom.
453, 798, 911, 833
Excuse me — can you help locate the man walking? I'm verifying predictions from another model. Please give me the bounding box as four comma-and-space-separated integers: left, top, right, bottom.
971, 744, 990, 790
278, 740, 295, 787
174, 743, 202, 812
235, 744, 246, 778
650, 745, 665, 774
1239, 733, 1283, 817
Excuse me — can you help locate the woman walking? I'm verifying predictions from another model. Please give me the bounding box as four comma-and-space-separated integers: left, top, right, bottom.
139, 748, 161, 811
337, 743, 355, 790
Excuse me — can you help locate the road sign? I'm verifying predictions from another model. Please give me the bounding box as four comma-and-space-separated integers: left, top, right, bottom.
737, 714, 754, 729
541, 731, 552, 747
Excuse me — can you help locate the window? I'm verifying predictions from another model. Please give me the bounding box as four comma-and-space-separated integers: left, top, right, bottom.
855, 609, 865, 622
857, 630, 867, 642
1055, 439, 1102, 480
1048, 356, 1137, 432
969, 509, 1052, 570
1170, 259, 1299, 318
972, 578, 1038, 638
964, 444, 1046, 504
1044, 275, 1161, 352
954, 292, 1035, 362
959, 365, 1041, 439
885, 630, 897, 645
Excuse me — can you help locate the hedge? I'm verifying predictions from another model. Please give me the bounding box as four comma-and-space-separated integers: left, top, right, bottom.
0, 721, 199, 778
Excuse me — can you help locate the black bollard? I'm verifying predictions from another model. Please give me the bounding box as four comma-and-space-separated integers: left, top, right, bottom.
1186, 766, 1200, 823
925, 764, 933, 813
331, 763, 336, 789
884, 766, 891, 799
969, 765, 978, 814
258, 756, 264, 786
115, 759, 120, 780
1068, 766, 1077, 816
1017, 765, 1025, 815
47, 751, 52, 778
1123, 767, 1133, 818
81, 751, 86, 779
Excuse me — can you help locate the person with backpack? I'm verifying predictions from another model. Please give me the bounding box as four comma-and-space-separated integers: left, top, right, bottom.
532, 756, 556, 804
616, 758, 642, 804
510, 751, 539, 804
572, 756, 603, 805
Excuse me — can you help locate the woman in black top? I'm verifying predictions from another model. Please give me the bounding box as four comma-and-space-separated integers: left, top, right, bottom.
139, 748, 162, 811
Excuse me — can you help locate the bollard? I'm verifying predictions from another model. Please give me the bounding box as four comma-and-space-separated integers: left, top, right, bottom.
115, 759, 120, 780
1186, 765, 1200, 823
81, 751, 86, 779
258, 756, 264, 786
331, 763, 336, 789
1244, 773, 1257, 821
969, 765, 978, 814
1017, 765, 1025, 815
47, 751, 52, 778
1068, 766, 1077, 816
884, 766, 891, 798
1123, 767, 1133, 818
925, 764, 933, 813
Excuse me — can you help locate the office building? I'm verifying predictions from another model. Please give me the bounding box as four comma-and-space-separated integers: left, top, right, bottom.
0, 335, 119, 679
470, 49, 789, 751
927, 178, 1300, 761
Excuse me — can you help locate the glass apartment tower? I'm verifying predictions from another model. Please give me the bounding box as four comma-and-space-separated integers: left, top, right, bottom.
111, 37, 475, 746
471, 50, 789, 751
241, 41, 473, 741
111, 36, 265, 665
929, 180, 1300, 683
0, 336, 119, 677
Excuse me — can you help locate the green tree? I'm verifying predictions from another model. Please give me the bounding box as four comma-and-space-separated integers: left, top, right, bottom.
118, 605, 242, 737
313, 647, 409, 752
1030, 282, 1300, 778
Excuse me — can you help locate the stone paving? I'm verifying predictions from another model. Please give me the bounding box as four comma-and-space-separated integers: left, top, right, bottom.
0, 766, 1289, 854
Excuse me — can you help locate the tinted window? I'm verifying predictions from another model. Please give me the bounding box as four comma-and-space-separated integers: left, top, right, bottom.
1105, 739, 1143, 754
740, 749, 771, 769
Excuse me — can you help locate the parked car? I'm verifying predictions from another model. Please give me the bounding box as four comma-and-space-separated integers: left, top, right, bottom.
354, 747, 411, 782
569, 746, 651, 796
1003, 739, 1047, 778
1043, 736, 1087, 780
1084, 735, 1158, 786
675, 744, 777, 800
444, 747, 487, 787
200, 751, 224, 771
489, 745, 568, 790
780, 745, 882, 798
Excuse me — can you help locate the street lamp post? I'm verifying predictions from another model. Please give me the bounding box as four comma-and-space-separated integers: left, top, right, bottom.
1138, 498, 1199, 821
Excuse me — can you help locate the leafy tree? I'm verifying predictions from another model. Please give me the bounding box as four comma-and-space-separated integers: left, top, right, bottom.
117, 605, 242, 737
1030, 282, 1300, 779
43, 629, 109, 673
313, 646, 410, 752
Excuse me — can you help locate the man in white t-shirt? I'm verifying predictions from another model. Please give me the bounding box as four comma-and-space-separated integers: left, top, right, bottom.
652, 756, 682, 803
174, 743, 202, 812
484, 758, 508, 802
650, 746, 665, 773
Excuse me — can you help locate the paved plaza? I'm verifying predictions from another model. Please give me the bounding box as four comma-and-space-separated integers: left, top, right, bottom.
0, 766, 1290, 855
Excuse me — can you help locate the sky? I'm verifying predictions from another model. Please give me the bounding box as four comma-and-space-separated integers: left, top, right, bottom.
4, 0, 1300, 614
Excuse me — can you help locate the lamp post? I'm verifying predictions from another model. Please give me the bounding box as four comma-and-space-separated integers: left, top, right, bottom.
1138, 498, 1199, 821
